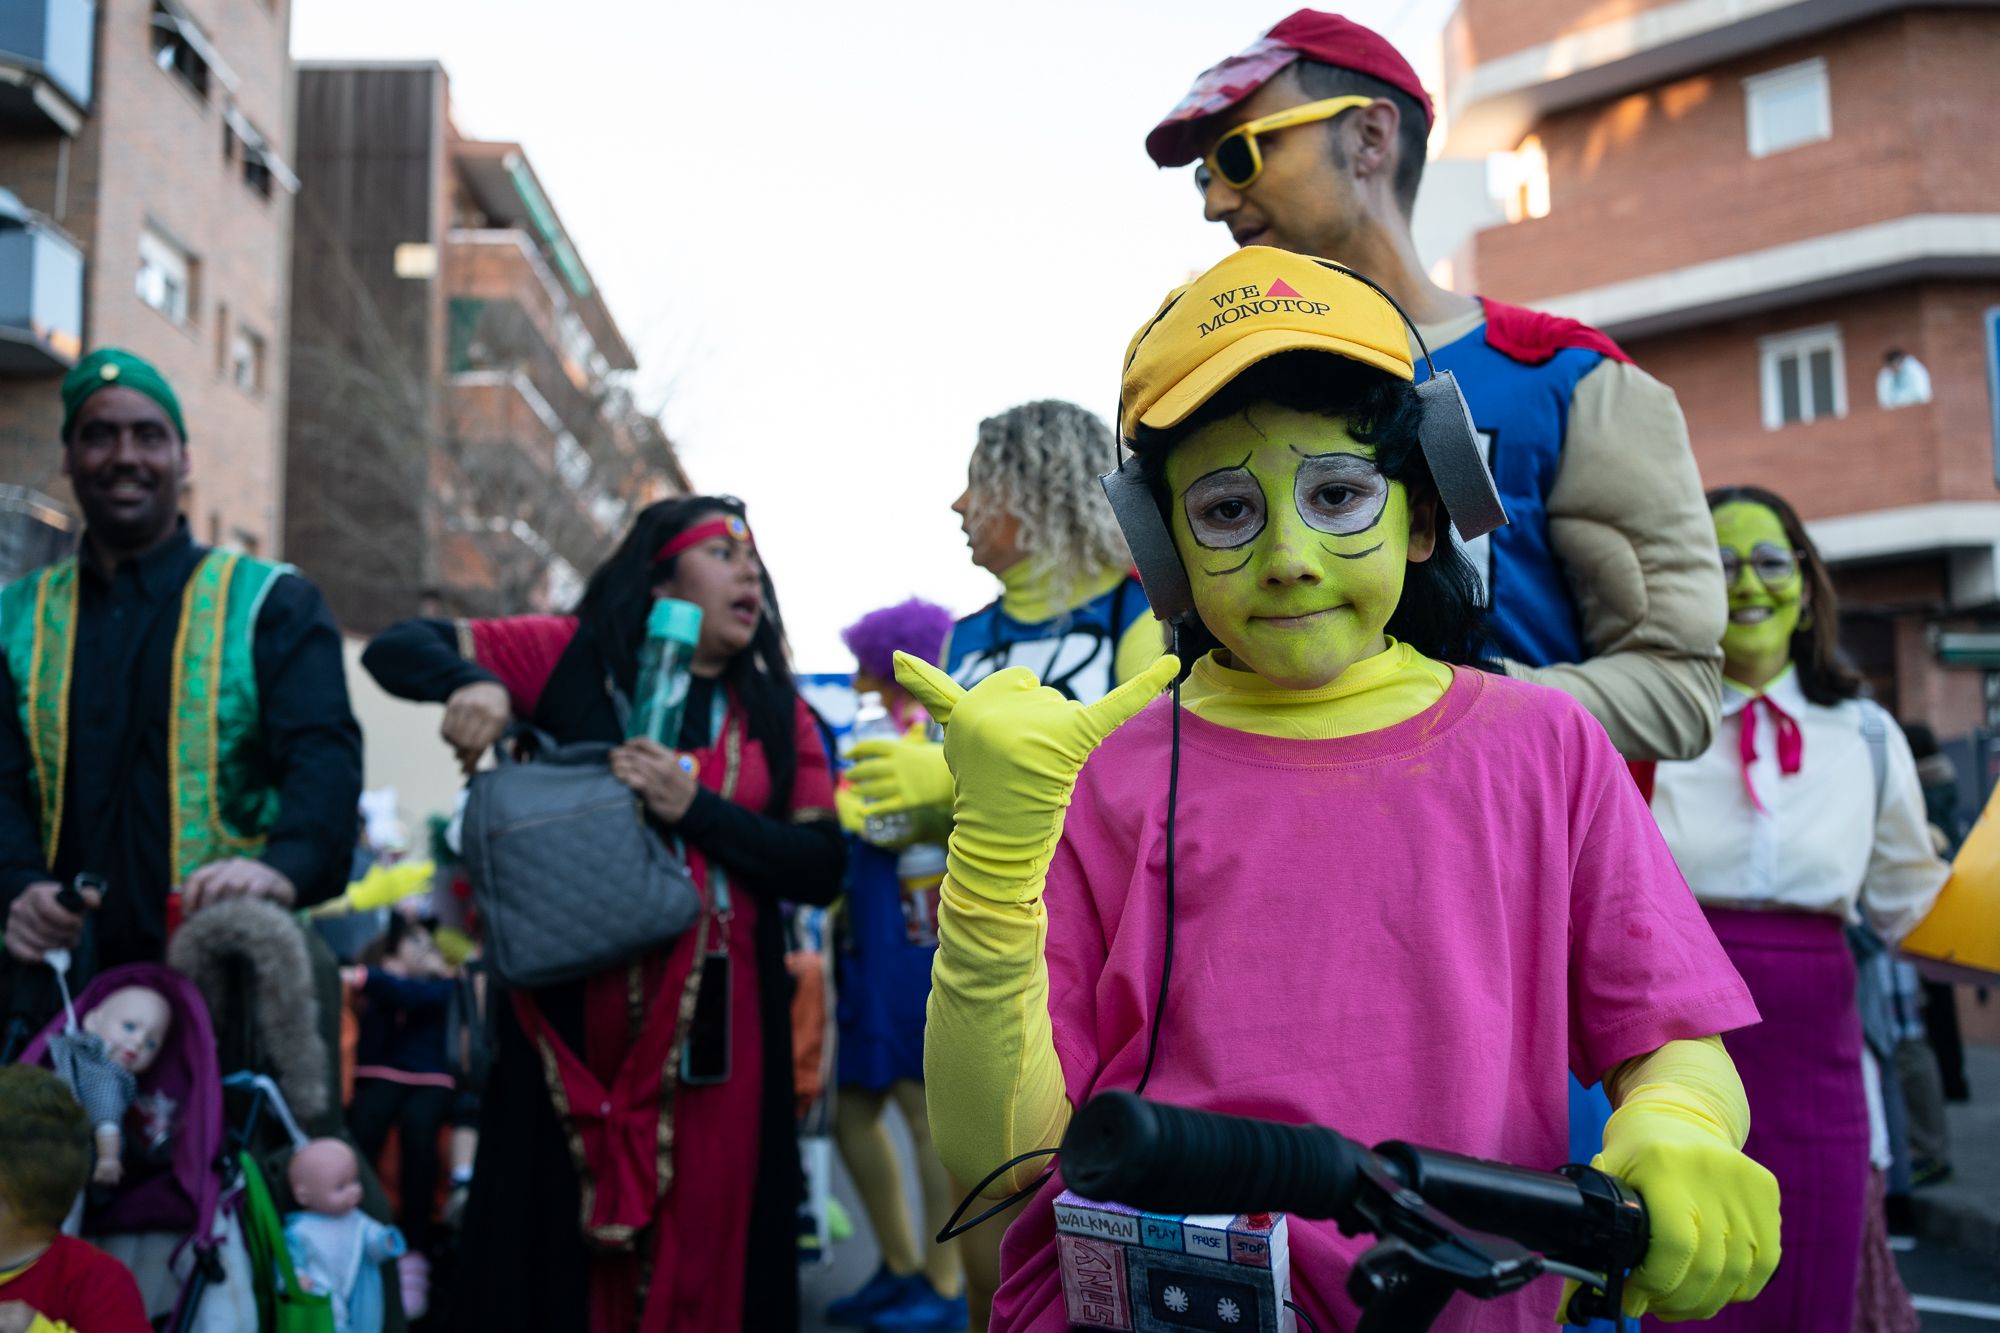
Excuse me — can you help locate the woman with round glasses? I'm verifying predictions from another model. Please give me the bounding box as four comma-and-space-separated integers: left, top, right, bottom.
1650, 485, 1946, 1331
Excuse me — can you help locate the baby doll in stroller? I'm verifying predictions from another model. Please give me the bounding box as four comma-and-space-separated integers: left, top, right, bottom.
16, 897, 408, 1332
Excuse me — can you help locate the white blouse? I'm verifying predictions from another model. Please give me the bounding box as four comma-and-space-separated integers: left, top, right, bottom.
1652, 668, 1947, 942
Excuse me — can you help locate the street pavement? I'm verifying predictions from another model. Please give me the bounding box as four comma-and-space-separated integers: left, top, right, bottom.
1912, 1039, 2000, 1262
801, 1109, 923, 1333
1902, 1037, 2000, 1329
1899, 1238, 2000, 1331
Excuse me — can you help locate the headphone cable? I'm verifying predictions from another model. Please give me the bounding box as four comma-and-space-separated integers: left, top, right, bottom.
1132, 622, 1183, 1097
937, 623, 1186, 1241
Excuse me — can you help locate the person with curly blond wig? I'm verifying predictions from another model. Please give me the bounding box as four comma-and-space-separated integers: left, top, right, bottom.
948, 400, 1160, 694
842, 400, 1161, 1331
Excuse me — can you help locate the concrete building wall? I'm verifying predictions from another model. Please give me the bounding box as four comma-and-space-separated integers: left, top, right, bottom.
444, 235, 570, 377
341, 634, 464, 832
1470, 10, 2000, 303
1823, 557, 1990, 734
1445, 0, 1687, 82
0, 0, 295, 553
1623, 281, 1999, 519
283, 63, 447, 634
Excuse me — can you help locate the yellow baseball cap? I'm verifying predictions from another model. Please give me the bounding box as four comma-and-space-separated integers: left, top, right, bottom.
1118, 247, 1412, 446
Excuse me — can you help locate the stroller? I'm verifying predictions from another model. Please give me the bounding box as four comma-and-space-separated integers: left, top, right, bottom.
14, 898, 403, 1331
15, 962, 269, 1332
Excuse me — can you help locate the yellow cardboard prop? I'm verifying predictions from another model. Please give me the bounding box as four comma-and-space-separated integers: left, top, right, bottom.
1900, 782, 2000, 982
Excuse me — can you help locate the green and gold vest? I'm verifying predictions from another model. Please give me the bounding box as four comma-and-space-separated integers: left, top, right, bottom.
0, 549, 291, 883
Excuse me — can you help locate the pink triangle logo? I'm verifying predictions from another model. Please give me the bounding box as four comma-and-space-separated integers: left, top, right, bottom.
1267, 278, 1303, 299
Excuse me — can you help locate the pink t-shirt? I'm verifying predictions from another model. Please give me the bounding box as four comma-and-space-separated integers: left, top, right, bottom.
990, 668, 1758, 1333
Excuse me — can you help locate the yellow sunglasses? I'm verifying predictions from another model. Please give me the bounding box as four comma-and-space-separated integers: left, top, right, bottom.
1193, 95, 1376, 194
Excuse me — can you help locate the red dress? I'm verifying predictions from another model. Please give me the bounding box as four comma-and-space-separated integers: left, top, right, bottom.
468, 616, 834, 1332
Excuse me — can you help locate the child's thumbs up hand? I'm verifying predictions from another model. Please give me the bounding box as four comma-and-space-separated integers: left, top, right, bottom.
894, 652, 1179, 903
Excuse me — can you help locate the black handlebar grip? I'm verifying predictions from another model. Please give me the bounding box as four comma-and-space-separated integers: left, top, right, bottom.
1376, 1143, 1585, 1252
1061, 1092, 1373, 1224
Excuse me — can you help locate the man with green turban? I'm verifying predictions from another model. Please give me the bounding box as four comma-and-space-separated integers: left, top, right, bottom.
0, 348, 362, 973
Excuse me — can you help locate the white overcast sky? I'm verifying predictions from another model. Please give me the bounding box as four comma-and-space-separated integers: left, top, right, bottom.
292, 0, 1461, 671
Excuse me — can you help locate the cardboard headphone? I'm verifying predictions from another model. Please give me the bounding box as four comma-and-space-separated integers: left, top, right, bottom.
1100, 261, 1507, 625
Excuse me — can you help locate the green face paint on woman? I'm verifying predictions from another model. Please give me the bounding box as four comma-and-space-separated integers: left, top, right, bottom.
1713, 500, 1806, 690
1164, 404, 1436, 690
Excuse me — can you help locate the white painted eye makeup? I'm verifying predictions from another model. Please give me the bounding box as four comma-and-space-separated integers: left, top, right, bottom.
1293, 453, 1389, 537
1181, 463, 1267, 551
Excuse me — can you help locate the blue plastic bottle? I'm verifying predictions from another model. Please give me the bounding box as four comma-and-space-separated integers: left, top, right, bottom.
630, 598, 704, 744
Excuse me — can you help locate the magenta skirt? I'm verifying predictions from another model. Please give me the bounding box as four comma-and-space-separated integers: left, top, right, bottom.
1648, 907, 1867, 1332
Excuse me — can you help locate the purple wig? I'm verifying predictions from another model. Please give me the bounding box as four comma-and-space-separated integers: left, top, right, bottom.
843, 598, 955, 681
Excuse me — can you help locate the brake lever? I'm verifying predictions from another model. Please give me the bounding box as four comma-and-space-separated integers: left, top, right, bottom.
1342, 1145, 1546, 1321
1562, 1264, 1627, 1325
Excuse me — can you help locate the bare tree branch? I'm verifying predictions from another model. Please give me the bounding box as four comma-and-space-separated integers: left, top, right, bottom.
287, 196, 683, 630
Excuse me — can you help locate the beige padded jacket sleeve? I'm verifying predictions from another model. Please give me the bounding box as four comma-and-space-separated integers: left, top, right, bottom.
1503, 359, 1727, 762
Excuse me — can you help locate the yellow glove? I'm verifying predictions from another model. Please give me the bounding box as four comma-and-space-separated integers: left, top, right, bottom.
924, 877, 1076, 1193
1586, 1037, 1780, 1322
310, 860, 436, 917
893, 651, 1179, 903
848, 727, 953, 818
834, 784, 867, 835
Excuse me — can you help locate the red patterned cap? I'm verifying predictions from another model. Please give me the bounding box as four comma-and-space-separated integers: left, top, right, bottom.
1145, 10, 1435, 168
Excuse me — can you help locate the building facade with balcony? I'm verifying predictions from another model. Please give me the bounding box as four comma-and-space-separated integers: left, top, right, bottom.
0, 0, 298, 576
284, 62, 688, 634
1440, 0, 2000, 755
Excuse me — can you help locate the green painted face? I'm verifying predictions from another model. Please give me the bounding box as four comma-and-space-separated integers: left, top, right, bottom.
1713, 500, 1805, 682
1163, 404, 1431, 690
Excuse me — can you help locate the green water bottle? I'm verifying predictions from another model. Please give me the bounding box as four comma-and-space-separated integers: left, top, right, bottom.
630, 598, 703, 744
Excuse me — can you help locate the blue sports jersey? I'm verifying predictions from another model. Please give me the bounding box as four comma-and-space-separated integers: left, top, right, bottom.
944, 575, 1148, 702
1426, 323, 1609, 670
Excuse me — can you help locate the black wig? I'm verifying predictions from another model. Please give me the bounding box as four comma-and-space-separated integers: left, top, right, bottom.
572, 496, 803, 815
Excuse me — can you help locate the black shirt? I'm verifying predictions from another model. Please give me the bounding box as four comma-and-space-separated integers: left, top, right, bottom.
0, 524, 363, 966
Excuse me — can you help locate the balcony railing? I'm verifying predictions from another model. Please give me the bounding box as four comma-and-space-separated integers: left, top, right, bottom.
445, 230, 608, 393
0, 0, 94, 132
0, 193, 84, 375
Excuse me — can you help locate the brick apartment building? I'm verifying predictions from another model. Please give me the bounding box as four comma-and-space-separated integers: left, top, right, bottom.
1439, 0, 2000, 762
286, 62, 686, 634
1, 0, 297, 574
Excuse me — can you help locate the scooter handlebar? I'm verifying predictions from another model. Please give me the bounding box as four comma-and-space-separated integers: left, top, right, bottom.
1062, 1089, 1376, 1227
1060, 1092, 1648, 1323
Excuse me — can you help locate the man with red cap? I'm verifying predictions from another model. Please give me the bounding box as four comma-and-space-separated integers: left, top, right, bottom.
1147, 10, 1725, 775
1145, 12, 1732, 1304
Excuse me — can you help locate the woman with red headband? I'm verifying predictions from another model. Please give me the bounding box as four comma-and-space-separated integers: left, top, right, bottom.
363, 496, 845, 1332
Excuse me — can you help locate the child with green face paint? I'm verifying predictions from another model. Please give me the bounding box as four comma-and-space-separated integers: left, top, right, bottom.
896, 249, 1779, 1333
1652, 486, 1948, 1333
